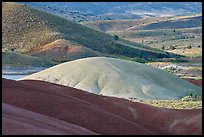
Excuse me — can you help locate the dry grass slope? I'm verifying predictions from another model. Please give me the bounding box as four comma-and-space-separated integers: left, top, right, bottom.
2, 2, 171, 62
2, 51, 57, 67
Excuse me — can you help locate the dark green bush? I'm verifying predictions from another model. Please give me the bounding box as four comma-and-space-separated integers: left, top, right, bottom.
114, 35, 119, 40
187, 45, 192, 49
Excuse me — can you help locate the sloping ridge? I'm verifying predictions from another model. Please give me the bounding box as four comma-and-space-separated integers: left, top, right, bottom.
2, 103, 98, 135
2, 78, 202, 135
31, 39, 101, 62
2, 51, 56, 67
21, 57, 202, 100
134, 15, 202, 30
2, 2, 170, 62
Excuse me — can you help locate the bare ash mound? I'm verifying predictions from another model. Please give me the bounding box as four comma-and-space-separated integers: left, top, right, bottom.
2, 78, 202, 135
21, 57, 202, 101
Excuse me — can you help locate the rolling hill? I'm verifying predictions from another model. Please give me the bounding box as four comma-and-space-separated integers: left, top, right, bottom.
2, 2, 172, 62
3, 103, 98, 135
18, 2, 109, 22
83, 14, 202, 32
2, 51, 57, 67
30, 39, 101, 62
20, 57, 202, 101
83, 14, 202, 55
131, 15, 202, 30
82, 17, 169, 32
3, 78, 202, 135
20, 2, 202, 21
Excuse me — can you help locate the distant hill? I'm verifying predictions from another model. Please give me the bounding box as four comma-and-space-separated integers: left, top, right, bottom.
133, 15, 202, 30
19, 2, 202, 21
83, 14, 202, 53
18, 2, 109, 22
83, 15, 202, 32
2, 2, 172, 63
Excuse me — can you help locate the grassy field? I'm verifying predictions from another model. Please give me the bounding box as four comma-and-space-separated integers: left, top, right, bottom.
131, 96, 202, 109
142, 99, 202, 109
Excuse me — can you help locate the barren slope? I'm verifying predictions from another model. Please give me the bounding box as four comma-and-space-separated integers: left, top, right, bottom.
2, 78, 202, 135
21, 57, 202, 100
31, 39, 101, 62
2, 103, 98, 135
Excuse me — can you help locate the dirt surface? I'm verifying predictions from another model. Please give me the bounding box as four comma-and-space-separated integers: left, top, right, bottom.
146, 61, 202, 81
2, 103, 98, 135
2, 78, 202, 135
184, 78, 202, 88
31, 39, 100, 62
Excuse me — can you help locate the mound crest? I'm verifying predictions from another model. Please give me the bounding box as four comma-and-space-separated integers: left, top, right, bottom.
21, 57, 202, 100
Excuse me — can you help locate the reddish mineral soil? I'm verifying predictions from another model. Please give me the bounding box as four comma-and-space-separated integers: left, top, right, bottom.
2, 103, 98, 135
2, 78, 202, 135
184, 78, 202, 88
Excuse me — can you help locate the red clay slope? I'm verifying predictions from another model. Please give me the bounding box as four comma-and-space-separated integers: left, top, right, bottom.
184, 78, 202, 88
2, 103, 98, 135
2, 78, 202, 135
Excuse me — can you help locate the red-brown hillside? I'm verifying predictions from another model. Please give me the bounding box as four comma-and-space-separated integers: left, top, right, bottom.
2, 78, 202, 135
31, 39, 100, 62
184, 78, 202, 88
2, 103, 98, 135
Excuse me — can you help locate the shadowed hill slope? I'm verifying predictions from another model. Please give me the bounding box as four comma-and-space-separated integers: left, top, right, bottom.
2, 2, 171, 62
83, 15, 202, 32
134, 16, 202, 30
82, 17, 168, 32
2, 51, 57, 67
21, 57, 202, 100
2, 78, 202, 135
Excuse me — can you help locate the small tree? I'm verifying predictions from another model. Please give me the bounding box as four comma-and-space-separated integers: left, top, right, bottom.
189, 91, 193, 97
169, 45, 176, 50
194, 94, 197, 101
187, 45, 192, 49
161, 45, 165, 50
11, 48, 15, 52
149, 41, 153, 44
114, 35, 119, 40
